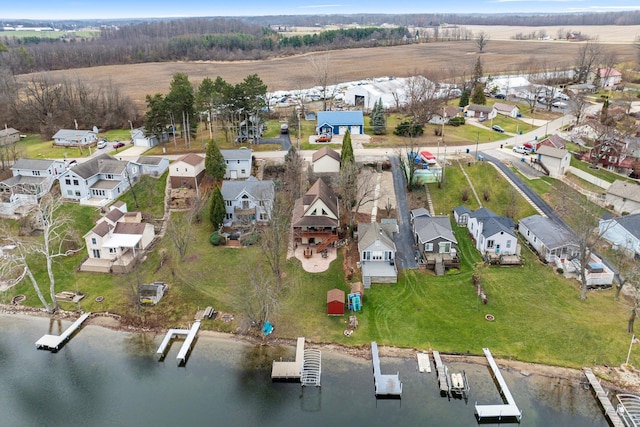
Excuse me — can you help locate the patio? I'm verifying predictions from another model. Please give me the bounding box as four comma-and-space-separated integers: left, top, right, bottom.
290, 245, 337, 273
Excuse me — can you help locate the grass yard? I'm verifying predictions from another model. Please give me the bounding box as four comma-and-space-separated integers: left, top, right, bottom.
570, 156, 635, 184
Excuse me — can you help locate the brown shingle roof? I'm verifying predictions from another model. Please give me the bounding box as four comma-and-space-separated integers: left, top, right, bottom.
113, 222, 146, 235
327, 288, 345, 303
105, 208, 125, 223
312, 146, 341, 163
176, 153, 204, 167
90, 221, 111, 237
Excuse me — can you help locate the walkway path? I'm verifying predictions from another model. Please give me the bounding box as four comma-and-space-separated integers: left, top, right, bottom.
457, 160, 483, 208
389, 156, 417, 270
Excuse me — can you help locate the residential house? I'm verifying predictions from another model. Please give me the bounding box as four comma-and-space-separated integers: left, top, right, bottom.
465, 104, 497, 120
81, 202, 155, 273
312, 147, 341, 174
533, 145, 571, 178
467, 208, 517, 256
413, 215, 459, 274
357, 221, 397, 285
58, 154, 141, 206
221, 149, 252, 180
52, 129, 98, 147
493, 102, 520, 118
605, 180, 640, 215
221, 176, 275, 225
566, 83, 597, 95
131, 128, 162, 148
587, 68, 623, 88
0, 158, 66, 199
518, 215, 580, 263
135, 156, 169, 177
0, 127, 20, 146
169, 153, 205, 190
453, 206, 472, 226
599, 213, 640, 258
429, 106, 460, 125
292, 178, 339, 247
537, 134, 567, 150
316, 111, 364, 136
581, 139, 633, 175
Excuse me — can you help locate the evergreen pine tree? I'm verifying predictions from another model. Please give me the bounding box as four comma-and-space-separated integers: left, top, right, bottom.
471, 84, 486, 105
340, 129, 354, 167
205, 141, 226, 181
371, 98, 387, 135
459, 89, 470, 108
472, 56, 484, 87
209, 185, 226, 229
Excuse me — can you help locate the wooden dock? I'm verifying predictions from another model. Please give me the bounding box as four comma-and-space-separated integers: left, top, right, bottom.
417, 352, 431, 373
156, 320, 201, 366
371, 342, 402, 397
433, 351, 449, 394
35, 312, 92, 351
583, 368, 625, 427
271, 337, 306, 380
474, 348, 522, 421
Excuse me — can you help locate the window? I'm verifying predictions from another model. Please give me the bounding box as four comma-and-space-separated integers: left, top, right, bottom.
184, 168, 187, 172
237, 160, 240, 164
75, 191, 81, 197
372, 251, 383, 260
65, 179, 71, 185
67, 190, 73, 196
439, 242, 451, 253
259, 200, 264, 206
424, 243, 433, 252
527, 230, 530, 236
175, 167, 179, 171
226, 160, 229, 164
533, 236, 537, 242
32, 170, 41, 176
322, 209, 327, 215
506, 240, 511, 249
225, 213, 233, 220
105, 174, 113, 180
241, 169, 246, 174
91, 238, 97, 245
109, 248, 117, 254
92, 249, 101, 258
226, 200, 232, 207
260, 213, 267, 221
362, 251, 370, 261
487, 240, 495, 249
73, 179, 79, 186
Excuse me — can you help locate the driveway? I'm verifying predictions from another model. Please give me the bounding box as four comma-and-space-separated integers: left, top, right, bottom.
258, 133, 292, 151
389, 156, 418, 270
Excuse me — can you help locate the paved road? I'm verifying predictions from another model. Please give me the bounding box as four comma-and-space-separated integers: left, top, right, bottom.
389, 156, 417, 270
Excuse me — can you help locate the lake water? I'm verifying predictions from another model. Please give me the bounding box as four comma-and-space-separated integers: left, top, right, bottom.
0, 315, 608, 427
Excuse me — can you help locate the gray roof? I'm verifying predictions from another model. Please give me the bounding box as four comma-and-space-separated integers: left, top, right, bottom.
0, 128, 18, 137
12, 158, 57, 171
469, 207, 498, 220
453, 205, 472, 216
481, 216, 516, 239
607, 180, 640, 203
357, 222, 396, 252
1, 175, 46, 187
536, 145, 568, 159
52, 129, 96, 140
519, 215, 578, 249
610, 213, 640, 239
221, 176, 274, 200
67, 154, 127, 179
410, 207, 430, 219
136, 156, 164, 165
221, 149, 252, 162
468, 104, 494, 113
413, 216, 457, 244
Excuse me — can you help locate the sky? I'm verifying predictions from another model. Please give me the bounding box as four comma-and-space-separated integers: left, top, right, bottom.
3, 0, 640, 21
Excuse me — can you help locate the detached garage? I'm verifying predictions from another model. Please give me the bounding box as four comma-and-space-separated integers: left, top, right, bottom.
327, 288, 345, 316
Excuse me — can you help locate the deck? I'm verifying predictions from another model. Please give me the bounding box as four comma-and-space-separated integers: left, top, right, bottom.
35, 312, 92, 351
474, 348, 522, 421
371, 342, 402, 397
583, 368, 625, 427
271, 337, 306, 380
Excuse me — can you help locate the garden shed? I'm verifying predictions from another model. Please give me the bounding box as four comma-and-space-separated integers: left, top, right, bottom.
327, 288, 345, 316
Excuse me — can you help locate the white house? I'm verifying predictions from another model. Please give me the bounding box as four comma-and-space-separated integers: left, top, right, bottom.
452, 206, 472, 226
0, 158, 66, 199
587, 68, 622, 88
131, 128, 161, 148
135, 156, 169, 177
52, 129, 98, 147
81, 202, 155, 273
312, 147, 341, 174
358, 221, 397, 285
169, 153, 205, 190
58, 154, 140, 206
605, 180, 640, 215
221, 149, 252, 180
343, 78, 407, 110
493, 102, 520, 118
599, 213, 640, 258
534, 145, 571, 178
518, 215, 580, 263
221, 176, 275, 225
466, 104, 497, 120
467, 208, 516, 256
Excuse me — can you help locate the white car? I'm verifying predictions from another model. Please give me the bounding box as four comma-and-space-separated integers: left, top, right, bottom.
97, 139, 107, 149
513, 145, 530, 155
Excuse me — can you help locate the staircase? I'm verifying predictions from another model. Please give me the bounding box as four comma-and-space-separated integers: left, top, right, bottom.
435, 258, 445, 276
532, 158, 550, 176
315, 234, 338, 253
363, 275, 372, 289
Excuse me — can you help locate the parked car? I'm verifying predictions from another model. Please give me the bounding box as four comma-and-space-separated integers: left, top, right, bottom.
495, 94, 506, 99
280, 123, 289, 134
112, 141, 125, 149
97, 139, 107, 149
478, 116, 487, 122
492, 125, 505, 133
315, 133, 332, 142
513, 145, 530, 155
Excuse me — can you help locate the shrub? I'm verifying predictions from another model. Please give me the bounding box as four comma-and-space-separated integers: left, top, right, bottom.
556, 268, 564, 274
209, 231, 221, 246
461, 187, 469, 202
448, 116, 465, 127
394, 120, 423, 137
483, 188, 491, 202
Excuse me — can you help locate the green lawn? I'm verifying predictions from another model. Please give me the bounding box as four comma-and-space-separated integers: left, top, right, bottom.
570, 156, 635, 184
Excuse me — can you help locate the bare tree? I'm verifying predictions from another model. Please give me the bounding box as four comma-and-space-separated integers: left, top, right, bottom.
259, 192, 291, 291
339, 163, 378, 235
166, 197, 204, 260
476, 32, 490, 53
567, 92, 590, 127
308, 52, 338, 111
283, 146, 304, 203
0, 194, 80, 313
396, 138, 421, 192
403, 74, 445, 125
574, 39, 602, 83
234, 257, 281, 331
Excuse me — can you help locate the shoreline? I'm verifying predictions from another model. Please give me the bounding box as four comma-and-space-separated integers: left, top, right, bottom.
5, 304, 640, 395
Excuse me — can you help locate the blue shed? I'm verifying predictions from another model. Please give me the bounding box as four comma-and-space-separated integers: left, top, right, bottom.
316, 111, 364, 136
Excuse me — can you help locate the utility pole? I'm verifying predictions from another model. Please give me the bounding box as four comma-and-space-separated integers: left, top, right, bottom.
475, 132, 480, 160
297, 111, 301, 151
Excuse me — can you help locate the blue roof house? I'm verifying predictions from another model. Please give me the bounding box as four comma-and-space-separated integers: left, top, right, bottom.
316, 111, 364, 136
